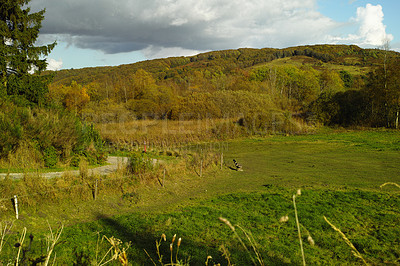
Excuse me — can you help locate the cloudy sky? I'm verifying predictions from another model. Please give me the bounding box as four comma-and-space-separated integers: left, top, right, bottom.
29, 0, 399, 70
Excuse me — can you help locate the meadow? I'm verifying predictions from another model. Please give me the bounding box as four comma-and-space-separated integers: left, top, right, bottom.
2, 7, 399, 264
0, 129, 399, 265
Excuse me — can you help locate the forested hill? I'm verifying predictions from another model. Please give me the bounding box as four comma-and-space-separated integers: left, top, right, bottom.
47, 44, 400, 129
51, 44, 396, 85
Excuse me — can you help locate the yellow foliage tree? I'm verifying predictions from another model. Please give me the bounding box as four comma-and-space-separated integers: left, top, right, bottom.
133, 69, 156, 99
63, 81, 90, 115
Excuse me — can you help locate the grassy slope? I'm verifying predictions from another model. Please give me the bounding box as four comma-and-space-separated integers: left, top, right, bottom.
1, 130, 400, 265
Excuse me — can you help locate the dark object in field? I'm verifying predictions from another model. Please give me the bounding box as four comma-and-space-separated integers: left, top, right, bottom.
233, 159, 243, 171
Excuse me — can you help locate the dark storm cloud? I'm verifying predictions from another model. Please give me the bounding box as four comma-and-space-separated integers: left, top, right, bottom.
30, 0, 339, 55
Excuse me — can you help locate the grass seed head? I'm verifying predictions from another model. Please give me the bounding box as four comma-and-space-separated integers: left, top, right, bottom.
172, 234, 176, 244
279, 215, 289, 223
307, 235, 315, 246
219, 217, 235, 231
177, 237, 182, 247
161, 233, 166, 241
296, 189, 301, 196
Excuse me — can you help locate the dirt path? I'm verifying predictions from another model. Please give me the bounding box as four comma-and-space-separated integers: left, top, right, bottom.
0, 156, 128, 179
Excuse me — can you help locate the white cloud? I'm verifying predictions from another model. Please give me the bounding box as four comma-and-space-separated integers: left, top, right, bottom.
142, 45, 204, 60
330, 4, 393, 47
47, 58, 63, 71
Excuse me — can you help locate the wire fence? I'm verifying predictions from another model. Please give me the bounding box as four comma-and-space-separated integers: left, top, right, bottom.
0, 145, 228, 218
0, 175, 131, 203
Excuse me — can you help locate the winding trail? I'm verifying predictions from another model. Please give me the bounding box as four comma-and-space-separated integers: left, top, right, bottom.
0, 156, 128, 179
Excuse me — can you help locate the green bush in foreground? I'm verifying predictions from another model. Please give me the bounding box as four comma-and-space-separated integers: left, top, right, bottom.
0, 100, 106, 169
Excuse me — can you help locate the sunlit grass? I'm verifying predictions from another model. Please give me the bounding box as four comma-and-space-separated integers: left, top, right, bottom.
1, 130, 399, 264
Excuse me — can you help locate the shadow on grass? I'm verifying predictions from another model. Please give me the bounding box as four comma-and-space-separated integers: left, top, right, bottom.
90, 213, 293, 265
93, 213, 226, 265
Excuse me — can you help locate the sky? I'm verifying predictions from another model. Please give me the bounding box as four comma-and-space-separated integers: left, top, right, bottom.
28, 0, 400, 70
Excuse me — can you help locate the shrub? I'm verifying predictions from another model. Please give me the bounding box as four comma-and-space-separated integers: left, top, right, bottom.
70, 154, 81, 167
73, 123, 107, 165
126, 151, 154, 175
43, 146, 58, 168
6, 141, 43, 169
239, 110, 305, 135
0, 99, 106, 168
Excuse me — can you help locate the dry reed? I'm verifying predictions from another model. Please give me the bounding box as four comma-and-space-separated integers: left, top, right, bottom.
15, 227, 27, 266
323, 216, 369, 266
236, 225, 264, 266
293, 193, 306, 266
219, 217, 259, 265
98, 118, 239, 148
0, 221, 14, 255
146, 233, 189, 266
44, 222, 64, 266
218, 245, 232, 266
380, 182, 400, 189
96, 235, 130, 266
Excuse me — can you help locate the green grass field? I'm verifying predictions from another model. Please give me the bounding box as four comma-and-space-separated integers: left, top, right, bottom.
1, 130, 399, 265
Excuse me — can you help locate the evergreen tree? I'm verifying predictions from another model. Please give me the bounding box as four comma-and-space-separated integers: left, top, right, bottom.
0, 0, 55, 105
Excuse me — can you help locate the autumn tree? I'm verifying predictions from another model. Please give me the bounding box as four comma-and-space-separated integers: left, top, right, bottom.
366, 60, 400, 128
132, 69, 155, 99
0, 0, 55, 105
319, 69, 345, 95
63, 81, 90, 116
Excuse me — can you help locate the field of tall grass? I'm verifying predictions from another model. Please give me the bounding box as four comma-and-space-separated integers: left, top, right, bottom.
98, 116, 314, 151
0, 130, 399, 265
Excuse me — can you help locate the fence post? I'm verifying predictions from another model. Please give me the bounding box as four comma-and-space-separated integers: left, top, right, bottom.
163, 168, 166, 188
221, 152, 223, 170
13, 195, 19, 219
94, 179, 98, 200
200, 160, 203, 177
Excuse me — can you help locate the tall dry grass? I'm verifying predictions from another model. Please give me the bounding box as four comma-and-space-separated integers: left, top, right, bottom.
0, 142, 44, 170
219, 217, 264, 266
145, 233, 189, 266
97, 116, 315, 151
97, 118, 240, 148
0, 144, 220, 215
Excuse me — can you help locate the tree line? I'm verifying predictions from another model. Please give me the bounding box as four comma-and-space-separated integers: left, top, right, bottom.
49, 47, 400, 130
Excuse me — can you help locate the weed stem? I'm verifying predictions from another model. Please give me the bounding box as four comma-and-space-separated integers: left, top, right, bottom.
293, 194, 306, 266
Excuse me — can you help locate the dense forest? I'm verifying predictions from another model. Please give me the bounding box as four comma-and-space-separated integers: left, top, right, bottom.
49, 44, 400, 130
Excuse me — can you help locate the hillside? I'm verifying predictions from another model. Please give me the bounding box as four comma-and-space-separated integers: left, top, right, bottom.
47, 44, 400, 135
51, 44, 395, 85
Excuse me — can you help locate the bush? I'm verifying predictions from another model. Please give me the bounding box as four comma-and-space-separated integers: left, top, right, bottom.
5, 141, 43, 169
127, 151, 154, 175
70, 154, 81, 167
0, 99, 107, 168
239, 110, 304, 135
43, 146, 58, 168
